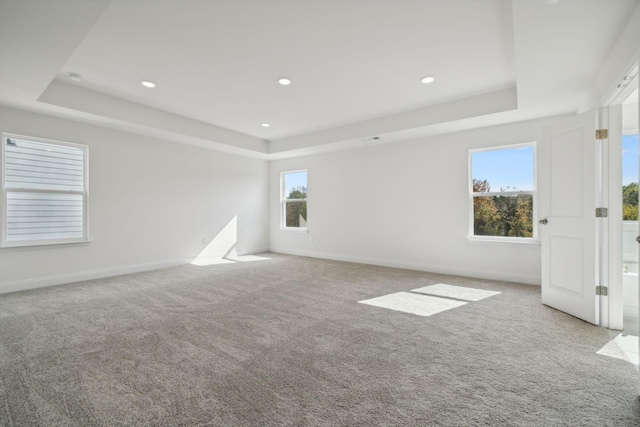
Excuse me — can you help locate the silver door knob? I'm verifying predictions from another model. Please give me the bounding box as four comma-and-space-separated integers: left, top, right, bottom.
539, 218, 548, 225
636, 235, 640, 244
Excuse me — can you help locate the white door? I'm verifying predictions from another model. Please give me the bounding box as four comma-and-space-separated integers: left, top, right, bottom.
540, 110, 598, 324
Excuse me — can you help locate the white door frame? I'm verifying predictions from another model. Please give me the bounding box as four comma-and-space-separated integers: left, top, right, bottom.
606, 103, 623, 330
605, 64, 639, 330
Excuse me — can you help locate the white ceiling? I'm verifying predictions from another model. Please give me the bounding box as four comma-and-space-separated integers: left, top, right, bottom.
0, 0, 638, 159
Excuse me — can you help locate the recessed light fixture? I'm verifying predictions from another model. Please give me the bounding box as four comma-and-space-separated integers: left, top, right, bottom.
68, 72, 82, 82
421, 75, 435, 84
141, 80, 156, 88
278, 77, 292, 86
261, 123, 271, 127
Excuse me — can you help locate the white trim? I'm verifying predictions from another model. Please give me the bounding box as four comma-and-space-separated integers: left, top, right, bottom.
279, 228, 308, 234
0, 246, 271, 295
1, 133, 5, 245
598, 106, 609, 328
468, 141, 537, 155
468, 141, 538, 241
281, 226, 309, 232
468, 236, 540, 246
1, 133, 89, 247
0, 258, 192, 294
472, 190, 534, 198
0, 238, 91, 249
606, 70, 639, 330
236, 247, 270, 256
280, 169, 308, 231
270, 247, 540, 285
602, 62, 638, 108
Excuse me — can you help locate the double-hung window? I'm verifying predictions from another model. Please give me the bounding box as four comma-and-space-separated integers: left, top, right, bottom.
281, 170, 307, 229
469, 143, 536, 241
2, 134, 88, 247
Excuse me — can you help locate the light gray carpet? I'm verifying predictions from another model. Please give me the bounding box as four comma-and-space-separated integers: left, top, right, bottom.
1, 253, 639, 426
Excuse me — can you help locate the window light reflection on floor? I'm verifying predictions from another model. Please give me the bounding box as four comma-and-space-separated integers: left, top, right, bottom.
359, 284, 500, 317
411, 283, 501, 301
359, 291, 468, 317
597, 334, 639, 369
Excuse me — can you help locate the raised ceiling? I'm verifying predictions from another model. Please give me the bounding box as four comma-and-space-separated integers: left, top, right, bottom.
0, 0, 638, 159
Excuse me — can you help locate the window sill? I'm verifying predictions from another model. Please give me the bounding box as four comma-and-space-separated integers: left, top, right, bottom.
468, 236, 540, 247
0, 239, 91, 250
280, 228, 308, 234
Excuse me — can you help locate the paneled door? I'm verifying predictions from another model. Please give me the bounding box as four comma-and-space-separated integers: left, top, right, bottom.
539, 110, 598, 324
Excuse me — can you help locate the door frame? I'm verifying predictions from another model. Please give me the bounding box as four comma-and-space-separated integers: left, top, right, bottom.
605, 63, 638, 330
606, 104, 623, 330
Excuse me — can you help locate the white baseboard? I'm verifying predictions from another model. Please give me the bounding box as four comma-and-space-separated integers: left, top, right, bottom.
269, 247, 541, 285
0, 258, 193, 294
0, 247, 271, 295
1, 246, 538, 295
237, 247, 270, 256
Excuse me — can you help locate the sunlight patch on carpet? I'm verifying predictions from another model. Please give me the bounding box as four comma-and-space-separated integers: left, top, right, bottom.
358, 292, 467, 317
411, 284, 500, 301
596, 338, 631, 364
597, 333, 639, 368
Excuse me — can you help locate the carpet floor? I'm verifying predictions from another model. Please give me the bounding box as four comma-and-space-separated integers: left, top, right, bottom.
1, 253, 639, 426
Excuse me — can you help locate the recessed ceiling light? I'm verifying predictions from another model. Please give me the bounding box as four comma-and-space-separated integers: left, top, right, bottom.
261, 123, 271, 127
278, 78, 292, 86
421, 75, 435, 84
68, 72, 82, 82
141, 80, 156, 88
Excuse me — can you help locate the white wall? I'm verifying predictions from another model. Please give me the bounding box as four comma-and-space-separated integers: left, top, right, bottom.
270, 116, 567, 285
588, 1, 640, 110
0, 107, 269, 292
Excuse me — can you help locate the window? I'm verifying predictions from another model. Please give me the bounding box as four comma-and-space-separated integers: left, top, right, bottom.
2, 134, 88, 247
469, 143, 536, 241
281, 170, 307, 229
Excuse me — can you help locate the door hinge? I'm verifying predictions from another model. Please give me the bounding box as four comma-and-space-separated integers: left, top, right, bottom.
595, 129, 608, 140
596, 286, 608, 296
595, 207, 608, 218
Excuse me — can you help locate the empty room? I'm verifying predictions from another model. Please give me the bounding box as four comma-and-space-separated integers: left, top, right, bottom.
1, 0, 640, 425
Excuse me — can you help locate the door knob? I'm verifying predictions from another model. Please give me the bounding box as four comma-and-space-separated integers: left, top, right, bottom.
538, 218, 548, 225
636, 235, 640, 244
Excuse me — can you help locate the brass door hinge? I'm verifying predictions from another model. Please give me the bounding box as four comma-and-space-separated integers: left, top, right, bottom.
596, 286, 608, 296
595, 129, 608, 140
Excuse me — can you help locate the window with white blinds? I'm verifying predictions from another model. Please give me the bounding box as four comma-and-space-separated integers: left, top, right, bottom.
2, 134, 88, 246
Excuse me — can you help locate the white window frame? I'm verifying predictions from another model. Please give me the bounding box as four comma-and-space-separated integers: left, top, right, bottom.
468, 142, 538, 244
1, 133, 89, 248
280, 169, 307, 231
